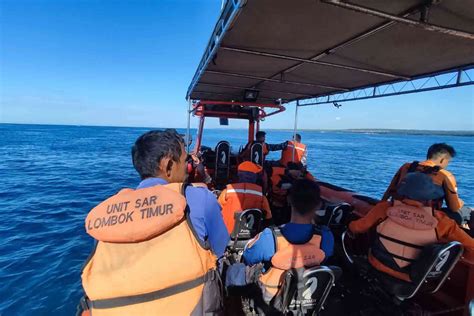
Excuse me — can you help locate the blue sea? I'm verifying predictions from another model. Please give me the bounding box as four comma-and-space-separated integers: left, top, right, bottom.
1, 123, 473, 315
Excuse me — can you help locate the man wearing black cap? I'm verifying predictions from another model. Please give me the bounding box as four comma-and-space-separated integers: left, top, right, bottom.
349, 172, 474, 282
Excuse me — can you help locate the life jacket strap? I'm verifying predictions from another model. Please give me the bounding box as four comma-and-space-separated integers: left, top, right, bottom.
407, 161, 419, 173
377, 233, 425, 250
388, 252, 416, 263
90, 269, 217, 309
408, 161, 440, 175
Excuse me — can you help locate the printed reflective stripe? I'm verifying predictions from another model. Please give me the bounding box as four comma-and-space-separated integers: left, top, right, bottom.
227, 189, 263, 197
378, 233, 425, 250
90, 270, 215, 309
286, 144, 305, 151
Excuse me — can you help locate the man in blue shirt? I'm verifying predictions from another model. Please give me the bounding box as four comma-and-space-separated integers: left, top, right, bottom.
243, 179, 333, 266
226, 179, 333, 287
132, 129, 229, 257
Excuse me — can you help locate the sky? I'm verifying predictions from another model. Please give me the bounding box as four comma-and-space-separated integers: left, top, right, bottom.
0, 0, 473, 130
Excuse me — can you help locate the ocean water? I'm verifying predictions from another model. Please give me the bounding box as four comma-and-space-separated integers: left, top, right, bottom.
1, 123, 473, 315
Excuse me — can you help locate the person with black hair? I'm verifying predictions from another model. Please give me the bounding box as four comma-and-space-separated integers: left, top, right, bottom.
79, 129, 228, 315
350, 172, 474, 282
235, 179, 334, 302
382, 143, 470, 224
280, 133, 308, 167
240, 130, 288, 162
131, 129, 229, 255
269, 161, 316, 224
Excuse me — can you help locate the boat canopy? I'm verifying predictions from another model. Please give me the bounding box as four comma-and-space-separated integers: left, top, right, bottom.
186, 0, 474, 105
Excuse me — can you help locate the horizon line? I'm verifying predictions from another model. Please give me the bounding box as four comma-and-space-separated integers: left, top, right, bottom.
1, 122, 473, 134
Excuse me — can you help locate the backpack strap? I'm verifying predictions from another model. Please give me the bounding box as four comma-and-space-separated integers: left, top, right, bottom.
407, 161, 419, 173
408, 161, 440, 175
271, 226, 282, 250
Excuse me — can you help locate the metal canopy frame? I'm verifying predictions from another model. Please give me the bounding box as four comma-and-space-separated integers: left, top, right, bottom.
243, 2, 428, 92
199, 83, 315, 97
186, 0, 244, 102
221, 46, 409, 80
187, 0, 474, 106
297, 65, 474, 106
322, 0, 474, 41
205, 70, 347, 91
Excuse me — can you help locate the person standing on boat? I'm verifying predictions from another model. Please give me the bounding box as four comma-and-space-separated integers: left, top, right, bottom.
218, 161, 272, 234
349, 172, 474, 282
79, 129, 228, 315
279, 133, 307, 167
382, 143, 470, 225
240, 131, 288, 162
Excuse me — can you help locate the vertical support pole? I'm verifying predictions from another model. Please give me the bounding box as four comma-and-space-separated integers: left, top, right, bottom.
186, 98, 192, 154
196, 116, 205, 153
456, 69, 462, 84
292, 100, 299, 162
248, 120, 255, 143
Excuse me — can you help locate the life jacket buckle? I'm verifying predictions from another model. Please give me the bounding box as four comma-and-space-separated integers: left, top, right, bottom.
80, 296, 90, 311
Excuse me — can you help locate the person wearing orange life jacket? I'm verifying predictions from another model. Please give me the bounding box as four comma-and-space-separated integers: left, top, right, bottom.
78, 129, 228, 315
224, 179, 334, 307
349, 172, 474, 282
240, 131, 288, 162
218, 161, 272, 234
383, 143, 471, 225
280, 133, 307, 167
269, 162, 316, 224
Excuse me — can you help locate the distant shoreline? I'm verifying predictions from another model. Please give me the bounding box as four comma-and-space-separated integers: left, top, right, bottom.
1, 123, 473, 136
272, 128, 474, 136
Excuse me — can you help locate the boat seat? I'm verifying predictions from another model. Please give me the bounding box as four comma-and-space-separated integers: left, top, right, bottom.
373, 242, 464, 300
214, 141, 231, 189
228, 208, 264, 252
319, 202, 353, 228
250, 142, 264, 166
271, 266, 340, 315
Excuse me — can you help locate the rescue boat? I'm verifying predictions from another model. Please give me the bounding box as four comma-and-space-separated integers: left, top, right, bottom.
185, 0, 474, 314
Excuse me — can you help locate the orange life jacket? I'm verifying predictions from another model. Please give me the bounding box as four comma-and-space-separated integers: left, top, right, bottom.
81, 183, 221, 315
385, 160, 463, 211
280, 141, 306, 166
220, 183, 265, 234
270, 167, 288, 207
370, 200, 438, 280
259, 228, 325, 300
